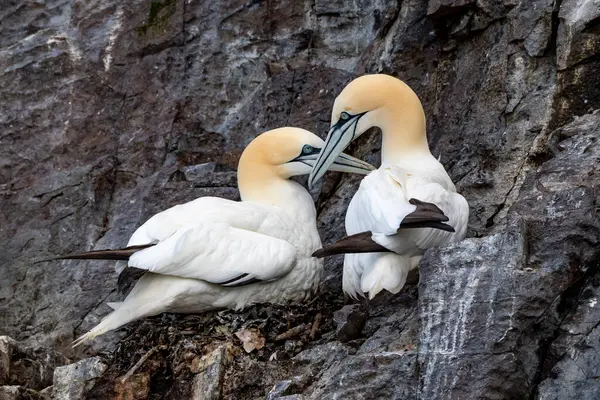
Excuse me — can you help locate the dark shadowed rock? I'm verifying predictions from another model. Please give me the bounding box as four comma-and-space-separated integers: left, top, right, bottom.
0, 336, 68, 391
114, 373, 151, 400
333, 304, 368, 343
0, 385, 48, 400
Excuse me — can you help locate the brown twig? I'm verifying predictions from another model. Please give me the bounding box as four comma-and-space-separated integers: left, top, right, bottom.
121, 345, 164, 383
310, 313, 322, 340
275, 323, 309, 342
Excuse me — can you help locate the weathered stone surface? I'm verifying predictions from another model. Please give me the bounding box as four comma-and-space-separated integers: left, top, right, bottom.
527, 111, 600, 400
419, 110, 600, 399
419, 229, 530, 399
191, 345, 232, 400
0, 336, 68, 391
266, 377, 305, 400
332, 304, 367, 343
0, 386, 47, 400
2, 0, 600, 398
309, 352, 418, 400
52, 357, 107, 400
114, 373, 150, 400
551, 0, 600, 128
0, 338, 12, 385
557, 0, 600, 70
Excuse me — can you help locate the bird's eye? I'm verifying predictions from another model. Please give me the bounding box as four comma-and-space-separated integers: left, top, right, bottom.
302, 144, 313, 154
340, 111, 351, 121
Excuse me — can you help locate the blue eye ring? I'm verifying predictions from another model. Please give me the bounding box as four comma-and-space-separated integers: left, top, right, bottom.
302, 144, 313, 154
340, 111, 351, 120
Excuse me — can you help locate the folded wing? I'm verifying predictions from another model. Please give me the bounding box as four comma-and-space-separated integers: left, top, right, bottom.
126, 197, 272, 246
46, 197, 298, 287
128, 221, 297, 286
346, 166, 469, 255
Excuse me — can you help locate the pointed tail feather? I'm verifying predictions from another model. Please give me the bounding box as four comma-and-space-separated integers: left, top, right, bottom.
313, 198, 455, 258
72, 305, 146, 347
106, 302, 123, 310
35, 244, 155, 264
361, 254, 409, 299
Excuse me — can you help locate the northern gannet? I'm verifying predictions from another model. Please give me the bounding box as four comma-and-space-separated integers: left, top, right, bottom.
47, 127, 375, 345
308, 74, 469, 299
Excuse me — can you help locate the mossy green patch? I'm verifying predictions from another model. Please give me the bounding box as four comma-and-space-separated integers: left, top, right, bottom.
136, 0, 177, 37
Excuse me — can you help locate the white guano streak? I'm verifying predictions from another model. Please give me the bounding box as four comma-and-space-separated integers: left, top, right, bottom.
103, 6, 124, 72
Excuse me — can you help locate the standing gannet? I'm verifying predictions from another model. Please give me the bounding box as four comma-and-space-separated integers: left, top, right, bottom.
308, 74, 469, 299
46, 127, 375, 345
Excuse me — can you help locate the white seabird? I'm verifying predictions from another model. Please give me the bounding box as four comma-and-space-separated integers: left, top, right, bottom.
308, 74, 469, 300
47, 127, 375, 345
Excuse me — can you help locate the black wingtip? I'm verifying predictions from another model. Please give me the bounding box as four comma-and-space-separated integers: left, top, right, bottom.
34, 244, 155, 264
409, 198, 444, 214
437, 223, 455, 233
405, 198, 451, 223
311, 232, 391, 258
33, 256, 61, 264
312, 249, 326, 258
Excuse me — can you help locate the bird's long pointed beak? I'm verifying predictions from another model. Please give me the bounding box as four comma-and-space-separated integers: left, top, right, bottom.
308, 115, 363, 189
329, 151, 375, 175
294, 150, 374, 176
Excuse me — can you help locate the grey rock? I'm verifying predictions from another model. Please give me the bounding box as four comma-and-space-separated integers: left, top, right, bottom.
52, 357, 107, 400
0, 336, 68, 391
0, 338, 12, 385
273, 396, 304, 400
524, 11, 553, 57
38, 387, 51, 399
427, 0, 514, 35
419, 110, 600, 399
191, 345, 231, 400
0, 386, 47, 400
266, 377, 306, 400
267, 380, 296, 399
294, 341, 353, 367
537, 322, 600, 400
293, 295, 420, 398
358, 291, 419, 355
557, 0, 600, 70
418, 229, 531, 399
308, 352, 418, 400
551, 0, 600, 127
427, 0, 477, 18
333, 304, 367, 343
530, 112, 600, 400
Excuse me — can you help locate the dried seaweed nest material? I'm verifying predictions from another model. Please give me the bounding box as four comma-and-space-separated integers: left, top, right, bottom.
86, 294, 344, 399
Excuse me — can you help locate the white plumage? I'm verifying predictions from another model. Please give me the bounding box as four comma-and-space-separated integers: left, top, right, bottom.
51, 127, 375, 345
308, 74, 469, 299
342, 162, 468, 299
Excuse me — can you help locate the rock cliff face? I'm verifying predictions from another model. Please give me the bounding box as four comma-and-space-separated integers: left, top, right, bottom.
1, 0, 599, 398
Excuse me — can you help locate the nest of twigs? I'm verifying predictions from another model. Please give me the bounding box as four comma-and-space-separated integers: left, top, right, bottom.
86, 289, 345, 399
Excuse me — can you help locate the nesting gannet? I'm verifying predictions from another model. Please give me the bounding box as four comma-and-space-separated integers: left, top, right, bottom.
308, 74, 469, 299
46, 127, 375, 345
